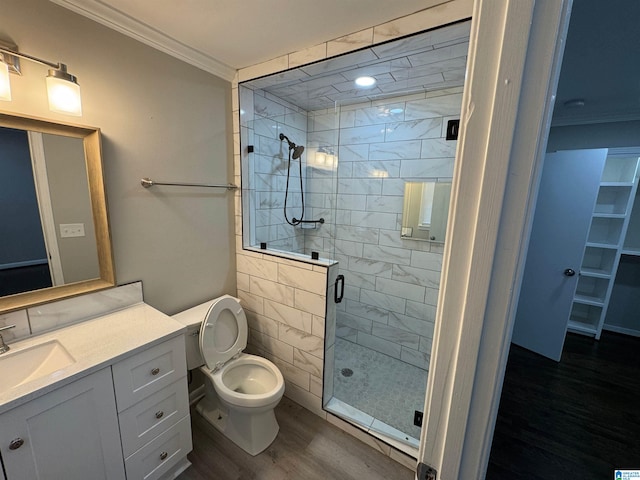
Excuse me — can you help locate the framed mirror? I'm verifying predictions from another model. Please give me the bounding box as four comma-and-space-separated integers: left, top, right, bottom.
0, 111, 115, 313
401, 181, 452, 243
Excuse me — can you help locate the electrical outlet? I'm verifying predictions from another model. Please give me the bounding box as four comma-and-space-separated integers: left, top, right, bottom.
414, 410, 423, 427
59, 223, 85, 238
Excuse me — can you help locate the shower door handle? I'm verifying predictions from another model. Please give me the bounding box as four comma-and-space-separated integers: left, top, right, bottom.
334, 275, 345, 303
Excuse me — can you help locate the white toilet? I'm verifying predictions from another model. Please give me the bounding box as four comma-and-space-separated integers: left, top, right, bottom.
173, 295, 285, 455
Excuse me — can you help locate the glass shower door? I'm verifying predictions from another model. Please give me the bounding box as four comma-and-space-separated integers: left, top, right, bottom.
323, 89, 462, 448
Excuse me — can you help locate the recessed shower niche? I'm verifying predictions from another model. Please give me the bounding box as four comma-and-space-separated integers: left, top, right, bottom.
238, 20, 470, 450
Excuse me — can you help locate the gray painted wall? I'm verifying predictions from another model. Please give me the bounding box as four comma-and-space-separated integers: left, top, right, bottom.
2, 0, 236, 314
42, 134, 99, 283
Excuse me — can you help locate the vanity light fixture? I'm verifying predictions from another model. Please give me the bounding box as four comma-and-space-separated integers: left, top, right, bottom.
355, 76, 376, 88
0, 42, 82, 116
0, 56, 11, 101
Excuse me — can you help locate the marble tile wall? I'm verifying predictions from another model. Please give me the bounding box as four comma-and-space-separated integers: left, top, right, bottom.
232, 0, 471, 465
240, 86, 309, 254
305, 88, 463, 370
236, 250, 337, 418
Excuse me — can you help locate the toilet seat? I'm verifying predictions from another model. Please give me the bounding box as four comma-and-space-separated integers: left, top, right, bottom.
199, 295, 248, 372
205, 353, 285, 408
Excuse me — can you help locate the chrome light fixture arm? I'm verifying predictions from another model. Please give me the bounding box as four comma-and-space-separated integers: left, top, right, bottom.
0, 41, 82, 116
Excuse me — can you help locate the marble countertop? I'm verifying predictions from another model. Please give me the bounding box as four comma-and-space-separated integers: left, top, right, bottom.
0, 302, 186, 415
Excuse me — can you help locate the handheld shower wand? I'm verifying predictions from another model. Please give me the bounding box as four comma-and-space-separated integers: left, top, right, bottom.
278, 132, 325, 229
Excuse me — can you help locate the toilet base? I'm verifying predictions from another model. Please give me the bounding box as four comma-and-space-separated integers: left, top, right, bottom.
195, 395, 279, 456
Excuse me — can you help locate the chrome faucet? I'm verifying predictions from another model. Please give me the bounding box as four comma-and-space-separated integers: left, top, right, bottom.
0, 324, 16, 354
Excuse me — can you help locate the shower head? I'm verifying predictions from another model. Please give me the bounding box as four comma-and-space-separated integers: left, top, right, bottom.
279, 133, 305, 159
292, 145, 305, 159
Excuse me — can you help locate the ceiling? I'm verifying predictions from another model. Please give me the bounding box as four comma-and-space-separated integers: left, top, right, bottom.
52, 0, 640, 126
51, 0, 449, 79
552, 0, 640, 126
244, 22, 470, 112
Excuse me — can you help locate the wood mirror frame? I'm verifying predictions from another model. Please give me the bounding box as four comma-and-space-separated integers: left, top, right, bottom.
0, 111, 115, 313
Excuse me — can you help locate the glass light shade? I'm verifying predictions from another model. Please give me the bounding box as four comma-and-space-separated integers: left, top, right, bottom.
315, 151, 327, 165
0, 61, 11, 101
46, 75, 82, 116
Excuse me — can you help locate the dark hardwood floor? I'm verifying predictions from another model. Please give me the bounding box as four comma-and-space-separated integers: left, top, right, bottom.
177, 396, 414, 480
487, 332, 640, 480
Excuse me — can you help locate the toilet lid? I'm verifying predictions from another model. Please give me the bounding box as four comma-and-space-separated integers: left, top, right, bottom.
199, 295, 247, 371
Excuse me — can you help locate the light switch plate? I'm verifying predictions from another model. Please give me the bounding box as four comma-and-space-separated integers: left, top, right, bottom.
60, 223, 85, 238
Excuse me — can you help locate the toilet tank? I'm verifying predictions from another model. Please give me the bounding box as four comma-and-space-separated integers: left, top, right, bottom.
172, 299, 216, 370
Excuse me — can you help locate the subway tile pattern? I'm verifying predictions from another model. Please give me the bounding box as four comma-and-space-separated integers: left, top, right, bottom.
240, 21, 470, 112
237, 251, 335, 417
305, 90, 462, 369
232, 2, 471, 466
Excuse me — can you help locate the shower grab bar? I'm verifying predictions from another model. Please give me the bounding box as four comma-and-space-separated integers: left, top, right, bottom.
141, 177, 238, 190
293, 217, 325, 225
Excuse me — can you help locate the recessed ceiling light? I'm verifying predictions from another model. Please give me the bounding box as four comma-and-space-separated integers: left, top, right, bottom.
355, 76, 376, 88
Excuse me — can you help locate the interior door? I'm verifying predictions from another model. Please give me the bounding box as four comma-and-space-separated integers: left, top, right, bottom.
512, 148, 608, 361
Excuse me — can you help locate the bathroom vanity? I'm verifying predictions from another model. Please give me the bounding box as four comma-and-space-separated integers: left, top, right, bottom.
0, 302, 192, 480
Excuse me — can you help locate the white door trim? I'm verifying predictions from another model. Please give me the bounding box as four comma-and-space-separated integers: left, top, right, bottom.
28, 131, 65, 286
420, 0, 573, 478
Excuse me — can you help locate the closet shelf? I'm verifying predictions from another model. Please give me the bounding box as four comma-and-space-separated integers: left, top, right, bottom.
585, 242, 619, 250
600, 181, 634, 187
567, 320, 598, 335
573, 295, 605, 307
592, 213, 626, 219
579, 268, 612, 279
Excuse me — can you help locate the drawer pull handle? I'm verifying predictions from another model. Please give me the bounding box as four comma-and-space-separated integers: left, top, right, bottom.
151, 367, 160, 376
9, 438, 24, 450
160, 451, 168, 461
155, 410, 164, 419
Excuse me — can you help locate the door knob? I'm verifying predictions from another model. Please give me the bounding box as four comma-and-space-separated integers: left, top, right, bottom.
563, 268, 576, 277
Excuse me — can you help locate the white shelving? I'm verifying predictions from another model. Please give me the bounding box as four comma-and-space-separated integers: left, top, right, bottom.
568, 154, 639, 338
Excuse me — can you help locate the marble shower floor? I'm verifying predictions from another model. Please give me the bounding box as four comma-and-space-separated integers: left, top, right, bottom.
331, 337, 429, 445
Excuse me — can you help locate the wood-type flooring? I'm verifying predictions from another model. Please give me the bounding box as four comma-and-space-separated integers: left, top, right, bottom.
487, 332, 640, 480
177, 396, 414, 480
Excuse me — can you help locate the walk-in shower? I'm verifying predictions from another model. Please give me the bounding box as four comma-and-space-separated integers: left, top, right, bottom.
239, 20, 470, 451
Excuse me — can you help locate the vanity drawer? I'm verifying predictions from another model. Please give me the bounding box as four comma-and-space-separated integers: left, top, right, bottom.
124, 415, 192, 480
118, 377, 190, 457
112, 335, 187, 411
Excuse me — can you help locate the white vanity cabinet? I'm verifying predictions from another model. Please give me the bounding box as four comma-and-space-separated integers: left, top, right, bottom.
0, 367, 126, 480
113, 335, 192, 480
0, 334, 192, 480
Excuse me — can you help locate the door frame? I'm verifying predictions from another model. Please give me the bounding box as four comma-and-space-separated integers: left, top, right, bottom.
420, 0, 573, 477
27, 131, 65, 286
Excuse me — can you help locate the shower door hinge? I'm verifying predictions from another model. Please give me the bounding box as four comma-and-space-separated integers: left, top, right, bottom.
417, 462, 437, 480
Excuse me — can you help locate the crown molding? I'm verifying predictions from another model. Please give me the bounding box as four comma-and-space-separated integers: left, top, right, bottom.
50, 0, 237, 81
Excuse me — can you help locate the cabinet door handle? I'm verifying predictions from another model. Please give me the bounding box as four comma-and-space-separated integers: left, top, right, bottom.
151, 367, 160, 376
9, 438, 24, 450
155, 410, 164, 419
160, 451, 168, 460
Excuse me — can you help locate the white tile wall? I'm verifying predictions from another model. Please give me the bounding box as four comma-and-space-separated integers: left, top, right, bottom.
233, 0, 471, 466
305, 89, 462, 370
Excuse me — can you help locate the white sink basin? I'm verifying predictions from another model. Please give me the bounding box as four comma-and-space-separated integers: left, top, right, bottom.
0, 340, 75, 391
